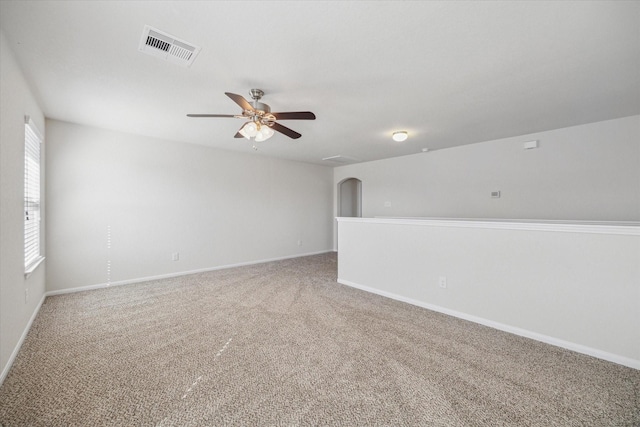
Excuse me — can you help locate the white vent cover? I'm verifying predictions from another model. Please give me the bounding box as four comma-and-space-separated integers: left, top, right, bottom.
322, 155, 360, 164
138, 25, 200, 67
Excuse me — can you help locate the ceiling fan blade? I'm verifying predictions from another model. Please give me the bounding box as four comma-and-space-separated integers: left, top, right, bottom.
187, 114, 236, 118
272, 111, 316, 120
271, 122, 301, 139
234, 123, 246, 139
225, 92, 254, 111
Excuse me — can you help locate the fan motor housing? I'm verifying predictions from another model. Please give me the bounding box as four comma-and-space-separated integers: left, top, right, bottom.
253, 102, 271, 114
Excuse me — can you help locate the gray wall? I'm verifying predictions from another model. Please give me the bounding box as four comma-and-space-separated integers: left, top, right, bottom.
0, 32, 47, 379
337, 218, 640, 367
45, 120, 334, 292
334, 115, 640, 234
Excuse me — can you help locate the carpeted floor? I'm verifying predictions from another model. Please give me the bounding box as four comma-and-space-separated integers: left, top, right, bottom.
0, 253, 638, 426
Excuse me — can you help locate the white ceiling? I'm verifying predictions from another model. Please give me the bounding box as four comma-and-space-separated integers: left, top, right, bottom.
1, 1, 639, 165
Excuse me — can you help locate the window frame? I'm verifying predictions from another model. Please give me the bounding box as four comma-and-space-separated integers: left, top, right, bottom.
24, 115, 44, 277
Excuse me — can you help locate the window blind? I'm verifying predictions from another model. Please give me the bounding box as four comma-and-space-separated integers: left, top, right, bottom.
24, 117, 43, 271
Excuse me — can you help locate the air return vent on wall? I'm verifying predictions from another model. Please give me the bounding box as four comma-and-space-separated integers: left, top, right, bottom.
138, 25, 201, 67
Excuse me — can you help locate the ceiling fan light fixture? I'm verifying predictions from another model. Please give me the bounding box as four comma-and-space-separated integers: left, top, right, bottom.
392, 131, 408, 142
239, 121, 259, 139
255, 125, 274, 142
255, 131, 268, 142
187, 90, 315, 142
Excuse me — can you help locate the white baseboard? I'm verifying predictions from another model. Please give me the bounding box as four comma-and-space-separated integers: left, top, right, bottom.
0, 294, 46, 386
337, 278, 640, 371
46, 250, 334, 296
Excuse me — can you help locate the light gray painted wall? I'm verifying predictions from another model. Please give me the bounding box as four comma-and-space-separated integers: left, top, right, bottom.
0, 31, 46, 378
45, 120, 334, 292
333, 116, 640, 245
337, 218, 640, 367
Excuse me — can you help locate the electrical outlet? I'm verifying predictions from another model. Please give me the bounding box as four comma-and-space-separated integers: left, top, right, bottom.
172, 252, 179, 261
297, 240, 302, 246
438, 276, 447, 288
25, 288, 29, 303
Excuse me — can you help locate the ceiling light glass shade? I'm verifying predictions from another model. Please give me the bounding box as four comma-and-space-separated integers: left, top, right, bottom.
255, 125, 274, 142
392, 131, 408, 142
239, 121, 259, 139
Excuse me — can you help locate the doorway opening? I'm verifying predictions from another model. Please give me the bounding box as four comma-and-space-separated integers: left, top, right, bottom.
338, 178, 362, 218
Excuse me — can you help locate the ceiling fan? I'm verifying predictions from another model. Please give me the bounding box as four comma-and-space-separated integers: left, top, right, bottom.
187, 89, 316, 148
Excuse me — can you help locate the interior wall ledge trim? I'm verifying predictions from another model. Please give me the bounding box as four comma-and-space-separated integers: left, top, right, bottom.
335, 217, 640, 236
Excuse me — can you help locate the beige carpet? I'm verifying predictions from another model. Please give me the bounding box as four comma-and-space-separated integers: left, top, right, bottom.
1, 253, 638, 426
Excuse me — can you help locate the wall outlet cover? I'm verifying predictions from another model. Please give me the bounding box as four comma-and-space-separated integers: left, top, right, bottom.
438, 276, 447, 288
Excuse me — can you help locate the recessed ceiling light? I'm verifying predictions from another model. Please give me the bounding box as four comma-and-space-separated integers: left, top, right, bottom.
392, 131, 408, 142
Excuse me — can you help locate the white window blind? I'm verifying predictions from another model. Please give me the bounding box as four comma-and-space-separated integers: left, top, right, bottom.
24, 116, 43, 273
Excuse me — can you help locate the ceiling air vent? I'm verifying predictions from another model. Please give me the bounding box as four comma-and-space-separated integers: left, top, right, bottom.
322, 155, 360, 164
138, 25, 200, 67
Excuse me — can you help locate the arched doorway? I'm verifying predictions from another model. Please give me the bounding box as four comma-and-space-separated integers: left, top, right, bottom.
338, 178, 362, 218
